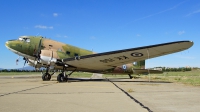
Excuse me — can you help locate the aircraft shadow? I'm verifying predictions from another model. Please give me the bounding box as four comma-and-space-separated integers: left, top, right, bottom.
67, 78, 172, 83
68, 78, 108, 82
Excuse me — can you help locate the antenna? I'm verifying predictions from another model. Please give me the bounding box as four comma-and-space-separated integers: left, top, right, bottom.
36, 33, 39, 37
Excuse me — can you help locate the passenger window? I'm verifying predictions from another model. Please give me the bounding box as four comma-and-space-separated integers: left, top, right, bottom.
74, 53, 78, 56
66, 51, 70, 55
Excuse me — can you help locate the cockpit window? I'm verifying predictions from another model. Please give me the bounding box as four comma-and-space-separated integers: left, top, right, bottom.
18, 36, 30, 43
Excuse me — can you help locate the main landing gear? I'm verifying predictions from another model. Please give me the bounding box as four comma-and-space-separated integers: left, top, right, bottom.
128, 74, 133, 79
57, 68, 77, 82
41, 66, 77, 82
42, 67, 55, 81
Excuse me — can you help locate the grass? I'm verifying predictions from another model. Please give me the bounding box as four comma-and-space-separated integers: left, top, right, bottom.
1, 70, 200, 86
142, 70, 200, 86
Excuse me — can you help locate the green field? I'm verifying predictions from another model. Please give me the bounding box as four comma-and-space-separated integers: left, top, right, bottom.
1, 70, 200, 86
142, 70, 200, 86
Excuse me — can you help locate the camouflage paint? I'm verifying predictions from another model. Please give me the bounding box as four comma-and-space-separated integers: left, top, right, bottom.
104, 61, 145, 74
40, 37, 93, 59
5, 36, 145, 74
5, 36, 41, 56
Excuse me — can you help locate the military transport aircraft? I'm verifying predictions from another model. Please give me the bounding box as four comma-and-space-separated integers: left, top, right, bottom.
5, 36, 193, 82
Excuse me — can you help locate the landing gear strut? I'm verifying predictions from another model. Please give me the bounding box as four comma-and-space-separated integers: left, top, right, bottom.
128, 74, 133, 79
42, 72, 51, 81
42, 67, 55, 81
57, 67, 77, 82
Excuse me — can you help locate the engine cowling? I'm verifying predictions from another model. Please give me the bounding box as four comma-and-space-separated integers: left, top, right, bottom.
28, 59, 42, 69
39, 50, 58, 66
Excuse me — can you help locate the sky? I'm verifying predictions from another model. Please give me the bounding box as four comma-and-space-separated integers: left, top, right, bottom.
0, 0, 200, 69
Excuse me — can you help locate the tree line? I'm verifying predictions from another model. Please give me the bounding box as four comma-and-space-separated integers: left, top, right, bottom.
154, 67, 192, 72
0, 69, 45, 72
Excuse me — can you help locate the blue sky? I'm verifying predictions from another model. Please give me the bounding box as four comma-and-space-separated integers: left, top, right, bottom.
0, 0, 200, 69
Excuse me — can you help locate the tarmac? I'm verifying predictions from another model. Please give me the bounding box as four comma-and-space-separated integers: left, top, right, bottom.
0, 75, 200, 112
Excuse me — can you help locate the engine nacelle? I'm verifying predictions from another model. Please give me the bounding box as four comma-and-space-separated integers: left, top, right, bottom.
28, 59, 42, 69
39, 50, 58, 66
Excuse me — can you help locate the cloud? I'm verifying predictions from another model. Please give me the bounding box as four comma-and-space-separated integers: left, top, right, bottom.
56, 34, 68, 38
53, 13, 58, 17
35, 25, 53, 29
136, 34, 141, 37
90, 36, 96, 40
186, 9, 200, 16
63, 35, 68, 38
178, 30, 185, 35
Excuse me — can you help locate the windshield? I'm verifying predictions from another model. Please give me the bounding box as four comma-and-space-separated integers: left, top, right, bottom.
18, 36, 30, 42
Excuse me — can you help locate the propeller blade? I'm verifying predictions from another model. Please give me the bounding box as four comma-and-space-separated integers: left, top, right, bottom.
16, 59, 19, 65
16, 56, 20, 65
36, 38, 42, 56
23, 61, 26, 68
23, 57, 28, 68
34, 38, 42, 61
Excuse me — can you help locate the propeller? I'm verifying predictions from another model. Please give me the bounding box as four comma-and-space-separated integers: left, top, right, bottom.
16, 56, 20, 65
23, 57, 28, 68
33, 38, 42, 62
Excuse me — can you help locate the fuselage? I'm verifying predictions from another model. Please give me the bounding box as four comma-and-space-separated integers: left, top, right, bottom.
5, 36, 145, 74
6, 36, 93, 60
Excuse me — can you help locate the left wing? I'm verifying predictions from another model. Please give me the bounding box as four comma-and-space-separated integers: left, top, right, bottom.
62, 41, 193, 70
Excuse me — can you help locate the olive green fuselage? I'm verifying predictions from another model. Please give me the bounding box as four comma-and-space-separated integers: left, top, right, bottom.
6, 36, 93, 60
5, 36, 145, 74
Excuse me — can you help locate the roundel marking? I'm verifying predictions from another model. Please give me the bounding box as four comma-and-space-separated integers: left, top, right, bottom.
122, 65, 127, 70
131, 52, 143, 57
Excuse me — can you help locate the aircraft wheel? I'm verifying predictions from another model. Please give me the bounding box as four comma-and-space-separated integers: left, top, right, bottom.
57, 73, 67, 82
42, 73, 51, 81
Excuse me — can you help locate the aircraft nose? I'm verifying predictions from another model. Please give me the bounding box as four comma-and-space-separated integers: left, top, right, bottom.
5, 39, 17, 49
5, 41, 10, 48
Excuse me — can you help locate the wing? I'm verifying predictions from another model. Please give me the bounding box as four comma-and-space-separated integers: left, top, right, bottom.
63, 41, 193, 70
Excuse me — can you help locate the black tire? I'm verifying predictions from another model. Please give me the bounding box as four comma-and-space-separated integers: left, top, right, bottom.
57, 73, 65, 82
42, 73, 51, 81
